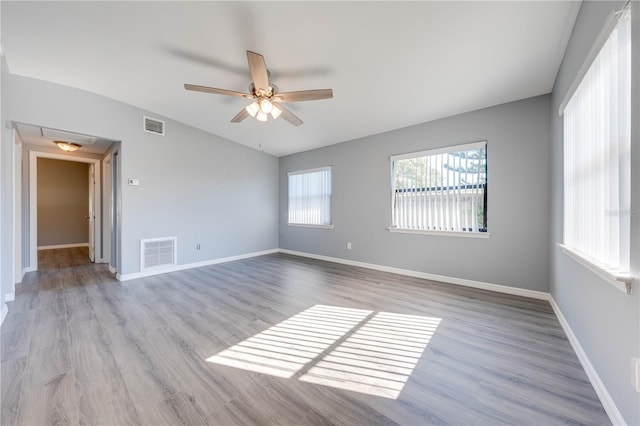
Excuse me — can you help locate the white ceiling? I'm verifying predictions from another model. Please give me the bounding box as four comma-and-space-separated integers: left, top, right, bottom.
2, 1, 580, 157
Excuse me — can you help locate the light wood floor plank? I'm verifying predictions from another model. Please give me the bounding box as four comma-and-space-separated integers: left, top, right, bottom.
16, 373, 78, 426
0, 357, 26, 425
67, 316, 141, 425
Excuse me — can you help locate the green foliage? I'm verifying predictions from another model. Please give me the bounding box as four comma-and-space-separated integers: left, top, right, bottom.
395, 147, 486, 189
395, 157, 441, 189
442, 147, 487, 185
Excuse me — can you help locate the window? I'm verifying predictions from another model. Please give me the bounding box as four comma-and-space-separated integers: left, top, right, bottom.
562, 7, 630, 277
390, 141, 487, 234
288, 167, 332, 227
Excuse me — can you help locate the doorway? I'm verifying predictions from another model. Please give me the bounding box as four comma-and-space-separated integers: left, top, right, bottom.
29, 151, 102, 270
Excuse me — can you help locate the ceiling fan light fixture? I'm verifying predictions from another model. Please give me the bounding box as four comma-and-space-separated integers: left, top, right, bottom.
259, 98, 273, 114
184, 51, 332, 126
54, 141, 81, 152
245, 102, 259, 117
271, 105, 282, 119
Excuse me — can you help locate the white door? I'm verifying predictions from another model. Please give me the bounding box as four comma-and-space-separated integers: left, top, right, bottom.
88, 164, 95, 262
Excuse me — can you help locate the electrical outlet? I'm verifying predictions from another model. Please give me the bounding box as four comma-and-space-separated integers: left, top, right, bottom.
196, 244, 201, 250
632, 358, 640, 392
347, 242, 352, 250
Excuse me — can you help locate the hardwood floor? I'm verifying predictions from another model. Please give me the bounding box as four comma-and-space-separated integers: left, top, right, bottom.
1, 247, 609, 425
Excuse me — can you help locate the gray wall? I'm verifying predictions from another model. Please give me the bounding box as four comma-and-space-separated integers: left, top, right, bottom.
37, 158, 89, 247
280, 95, 551, 292
8, 74, 279, 276
550, 2, 640, 424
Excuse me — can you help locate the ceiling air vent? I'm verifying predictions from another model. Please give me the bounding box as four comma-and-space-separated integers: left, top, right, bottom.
143, 116, 165, 136
41, 128, 97, 144
140, 237, 176, 271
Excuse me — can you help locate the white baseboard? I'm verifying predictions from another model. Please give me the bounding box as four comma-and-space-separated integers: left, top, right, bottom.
278, 249, 550, 301
116, 249, 279, 281
0, 303, 7, 327
117, 247, 548, 300
37, 243, 88, 250
108, 266, 116, 274
5, 293, 15, 303
23, 266, 36, 275
549, 297, 626, 426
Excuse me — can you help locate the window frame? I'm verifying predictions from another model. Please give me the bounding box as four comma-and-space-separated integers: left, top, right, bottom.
388, 141, 489, 238
287, 166, 333, 229
558, 5, 632, 294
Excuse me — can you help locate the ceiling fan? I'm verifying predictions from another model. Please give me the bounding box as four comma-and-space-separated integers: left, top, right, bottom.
185, 51, 333, 127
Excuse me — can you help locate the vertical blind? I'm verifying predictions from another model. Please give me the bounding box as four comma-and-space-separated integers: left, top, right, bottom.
563, 8, 630, 273
390, 141, 487, 233
288, 167, 332, 226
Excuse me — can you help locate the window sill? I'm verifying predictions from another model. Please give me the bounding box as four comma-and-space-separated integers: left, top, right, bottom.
558, 244, 632, 295
387, 227, 490, 238
288, 223, 334, 229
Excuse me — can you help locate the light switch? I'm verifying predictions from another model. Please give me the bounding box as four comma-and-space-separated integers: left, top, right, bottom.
128, 178, 140, 186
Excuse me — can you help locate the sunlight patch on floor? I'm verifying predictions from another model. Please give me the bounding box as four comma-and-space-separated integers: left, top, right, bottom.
206, 305, 441, 399
206, 305, 372, 378
299, 311, 440, 398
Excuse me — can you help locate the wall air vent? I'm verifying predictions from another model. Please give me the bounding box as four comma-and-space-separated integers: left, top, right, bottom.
140, 237, 176, 271
143, 116, 165, 135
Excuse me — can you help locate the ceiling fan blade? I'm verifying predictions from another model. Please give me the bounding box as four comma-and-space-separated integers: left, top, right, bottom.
230, 108, 250, 123
246, 51, 270, 95
184, 84, 251, 98
274, 89, 333, 103
275, 104, 303, 127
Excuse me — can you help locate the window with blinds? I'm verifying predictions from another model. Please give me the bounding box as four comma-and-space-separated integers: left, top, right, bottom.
562, 7, 630, 275
390, 141, 487, 233
288, 167, 332, 227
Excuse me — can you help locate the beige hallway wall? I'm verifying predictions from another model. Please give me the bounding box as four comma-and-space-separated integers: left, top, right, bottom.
37, 158, 89, 247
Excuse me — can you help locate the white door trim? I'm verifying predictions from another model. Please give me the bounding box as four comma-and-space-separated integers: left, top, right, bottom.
102, 153, 112, 266
29, 150, 103, 270
12, 129, 22, 289
88, 163, 96, 262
